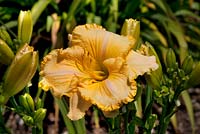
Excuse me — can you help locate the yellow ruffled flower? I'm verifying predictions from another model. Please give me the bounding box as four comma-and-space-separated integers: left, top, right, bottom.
39, 24, 158, 120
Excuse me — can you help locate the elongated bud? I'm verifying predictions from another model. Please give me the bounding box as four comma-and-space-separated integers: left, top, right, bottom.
145, 42, 162, 90
2, 44, 38, 103
35, 98, 42, 109
18, 10, 33, 45
186, 62, 200, 88
182, 56, 194, 75
0, 28, 13, 48
121, 19, 140, 49
121, 19, 140, 39
33, 108, 47, 123
146, 73, 161, 90
0, 39, 14, 65
19, 93, 35, 113
166, 48, 177, 69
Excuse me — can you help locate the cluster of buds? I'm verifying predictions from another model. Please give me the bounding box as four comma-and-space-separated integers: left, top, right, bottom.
144, 46, 200, 104
165, 49, 200, 90
0, 10, 37, 104
0, 10, 46, 130
19, 93, 46, 126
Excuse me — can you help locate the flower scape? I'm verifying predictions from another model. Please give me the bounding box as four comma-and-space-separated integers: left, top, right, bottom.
39, 24, 158, 120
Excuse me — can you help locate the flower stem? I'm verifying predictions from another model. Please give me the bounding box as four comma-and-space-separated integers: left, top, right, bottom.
55, 97, 76, 134
157, 88, 183, 134
157, 98, 168, 134
32, 125, 43, 134
73, 118, 86, 134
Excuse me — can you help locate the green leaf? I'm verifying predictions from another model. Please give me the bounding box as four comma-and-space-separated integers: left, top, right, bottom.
175, 9, 200, 21
170, 114, 178, 133
152, 14, 188, 62
31, 0, 51, 26
185, 36, 200, 49
181, 90, 195, 134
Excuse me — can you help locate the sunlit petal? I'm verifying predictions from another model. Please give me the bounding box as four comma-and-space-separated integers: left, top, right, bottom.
126, 51, 159, 79
71, 24, 136, 61
39, 46, 91, 97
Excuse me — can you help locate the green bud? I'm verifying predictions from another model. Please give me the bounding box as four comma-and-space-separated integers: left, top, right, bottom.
186, 62, 200, 88
121, 18, 140, 38
33, 108, 47, 123
145, 73, 161, 90
0, 28, 13, 48
0, 39, 14, 65
178, 69, 185, 78
166, 48, 177, 69
22, 115, 34, 126
18, 10, 33, 45
181, 56, 194, 75
121, 19, 140, 49
35, 98, 42, 109
2, 44, 38, 103
145, 42, 162, 90
19, 93, 35, 113
161, 86, 169, 94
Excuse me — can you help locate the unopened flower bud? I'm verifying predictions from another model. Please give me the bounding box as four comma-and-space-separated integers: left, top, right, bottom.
33, 108, 47, 123
0, 39, 14, 65
22, 115, 34, 126
145, 42, 162, 90
19, 93, 35, 113
182, 56, 194, 75
178, 69, 185, 78
18, 10, 33, 44
2, 44, 38, 103
35, 98, 42, 109
0, 28, 13, 48
166, 48, 177, 69
121, 19, 140, 49
146, 73, 161, 90
186, 62, 200, 88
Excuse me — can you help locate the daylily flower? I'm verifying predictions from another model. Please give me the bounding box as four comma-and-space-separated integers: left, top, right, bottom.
39, 24, 158, 120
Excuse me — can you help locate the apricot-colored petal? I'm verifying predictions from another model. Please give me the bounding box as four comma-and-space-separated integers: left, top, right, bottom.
39, 46, 91, 97
126, 51, 158, 79
71, 24, 135, 61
